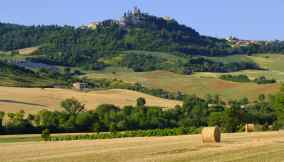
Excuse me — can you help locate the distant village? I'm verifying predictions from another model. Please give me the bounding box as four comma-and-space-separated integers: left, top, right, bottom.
86, 7, 173, 30
85, 7, 266, 48
226, 36, 259, 47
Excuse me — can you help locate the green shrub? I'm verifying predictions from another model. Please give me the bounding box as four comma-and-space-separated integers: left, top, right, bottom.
48, 127, 200, 141
41, 129, 50, 141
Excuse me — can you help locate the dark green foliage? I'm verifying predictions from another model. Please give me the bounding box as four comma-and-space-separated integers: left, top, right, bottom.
48, 127, 201, 141
254, 76, 276, 84
119, 52, 259, 73
61, 98, 86, 115
184, 58, 260, 74
5, 110, 36, 134
136, 97, 146, 107
0, 111, 4, 133
220, 74, 251, 82
122, 53, 162, 72
271, 87, 284, 129
220, 75, 276, 84
41, 129, 50, 141
0, 23, 67, 51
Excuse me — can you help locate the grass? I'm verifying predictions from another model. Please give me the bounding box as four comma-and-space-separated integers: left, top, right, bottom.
0, 133, 92, 143
0, 135, 41, 143
86, 68, 280, 101
205, 54, 255, 64
85, 53, 284, 101
0, 86, 181, 113
0, 131, 283, 162
0, 73, 62, 88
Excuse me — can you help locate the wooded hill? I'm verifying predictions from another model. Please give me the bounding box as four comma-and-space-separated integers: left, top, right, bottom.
0, 8, 283, 73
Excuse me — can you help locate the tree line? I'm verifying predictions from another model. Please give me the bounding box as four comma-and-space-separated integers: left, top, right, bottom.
1, 85, 284, 135
220, 74, 276, 84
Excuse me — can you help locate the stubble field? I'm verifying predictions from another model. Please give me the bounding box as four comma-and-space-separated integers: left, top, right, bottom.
0, 86, 181, 113
0, 131, 283, 162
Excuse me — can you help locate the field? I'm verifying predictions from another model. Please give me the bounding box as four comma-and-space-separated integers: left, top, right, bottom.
209, 54, 284, 81
0, 86, 181, 113
0, 131, 283, 162
86, 69, 280, 101
86, 54, 283, 101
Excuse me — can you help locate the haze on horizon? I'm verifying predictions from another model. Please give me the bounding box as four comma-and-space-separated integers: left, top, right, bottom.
1, 0, 283, 40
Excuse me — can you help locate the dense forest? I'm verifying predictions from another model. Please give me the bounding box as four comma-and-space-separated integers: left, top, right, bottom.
1, 8, 284, 74
1, 85, 284, 135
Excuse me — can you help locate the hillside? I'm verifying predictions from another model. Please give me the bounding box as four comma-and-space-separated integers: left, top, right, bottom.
0, 87, 181, 113
0, 61, 64, 87
0, 131, 283, 162
86, 68, 280, 101
0, 8, 284, 71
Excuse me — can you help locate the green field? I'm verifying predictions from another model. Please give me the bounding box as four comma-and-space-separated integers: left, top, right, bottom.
205, 54, 284, 81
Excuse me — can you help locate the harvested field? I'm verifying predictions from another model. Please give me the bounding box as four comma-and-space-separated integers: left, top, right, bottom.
0, 86, 181, 113
86, 69, 280, 101
0, 131, 283, 162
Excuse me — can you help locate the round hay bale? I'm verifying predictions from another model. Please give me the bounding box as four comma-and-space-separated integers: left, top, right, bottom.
202, 127, 221, 143
245, 124, 255, 132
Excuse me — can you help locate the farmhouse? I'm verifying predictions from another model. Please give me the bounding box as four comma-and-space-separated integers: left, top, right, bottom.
73, 82, 88, 91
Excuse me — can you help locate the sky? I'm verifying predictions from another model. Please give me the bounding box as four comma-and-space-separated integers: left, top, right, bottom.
1, 0, 283, 40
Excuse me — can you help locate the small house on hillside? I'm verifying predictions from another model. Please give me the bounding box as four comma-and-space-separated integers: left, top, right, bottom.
73, 82, 88, 91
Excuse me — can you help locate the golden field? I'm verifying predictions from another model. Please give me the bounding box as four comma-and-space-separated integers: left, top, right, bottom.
0, 131, 283, 162
0, 86, 181, 113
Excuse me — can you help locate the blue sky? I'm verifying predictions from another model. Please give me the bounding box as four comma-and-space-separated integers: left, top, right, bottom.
1, 0, 283, 40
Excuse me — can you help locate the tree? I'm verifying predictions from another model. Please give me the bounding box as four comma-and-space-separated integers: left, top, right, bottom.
61, 98, 85, 115
6, 110, 34, 133
75, 112, 97, 131
41, 129, 50, 141
271, 85, 284, 129
136, 97, 146, 107
222, 107, 241, 133
208, 112, 224, 127
0, 111, 5, 131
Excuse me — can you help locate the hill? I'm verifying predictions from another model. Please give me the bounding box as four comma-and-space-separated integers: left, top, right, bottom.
0, 8, 284, 71
86, 68, 280, 101
0, 86, 181, 113
0, 131, 283, 162
0, 61, 64, 87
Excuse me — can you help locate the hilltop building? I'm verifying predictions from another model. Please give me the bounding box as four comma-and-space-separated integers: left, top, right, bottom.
226, 36, 258, 47
86, 7, 174, 30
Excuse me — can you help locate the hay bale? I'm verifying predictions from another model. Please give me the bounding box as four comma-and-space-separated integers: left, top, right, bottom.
201, 127, 221, 143
245, 124, 255, 132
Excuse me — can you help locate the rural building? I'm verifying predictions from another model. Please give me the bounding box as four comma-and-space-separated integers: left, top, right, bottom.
73, 82, 88, 91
